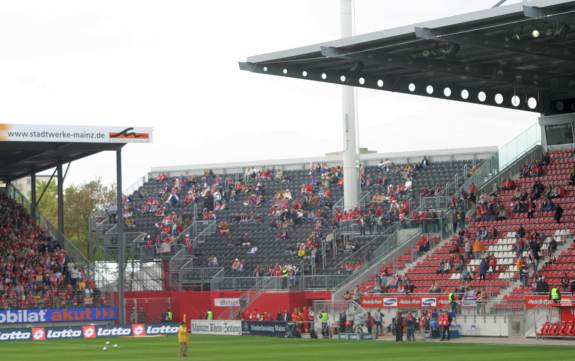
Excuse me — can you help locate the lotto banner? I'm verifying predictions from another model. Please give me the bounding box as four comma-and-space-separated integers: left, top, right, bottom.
0, 323, 179, 342
0, 124, 153, 144
360, 295, 450, 309
0, 307, 118, 325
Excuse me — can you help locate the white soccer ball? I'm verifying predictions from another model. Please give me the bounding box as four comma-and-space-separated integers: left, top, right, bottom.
105, 341, 110, 345
102, 346, 108, 351
113, 344, 118, 348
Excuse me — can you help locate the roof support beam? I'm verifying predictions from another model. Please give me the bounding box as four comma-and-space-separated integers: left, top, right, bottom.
523, 5, 575, 23
414, 26, 575, 63
320, 46, 553, 90
492, 0, 508, 8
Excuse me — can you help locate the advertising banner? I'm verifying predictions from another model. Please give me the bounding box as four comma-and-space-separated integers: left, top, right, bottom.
525, 295, 574, 309
241, 321, 289, 337
0, 323, 179, 342
0, 124, 153, 144
0, 307, 118, 325
360, 295, 449, 309
213, 298, 241, 308
560, 308, 575, 322
421, 297, 437, 307
190, 320, 242, 336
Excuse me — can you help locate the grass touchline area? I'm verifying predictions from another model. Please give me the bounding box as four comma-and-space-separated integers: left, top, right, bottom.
0, 335, 574, 361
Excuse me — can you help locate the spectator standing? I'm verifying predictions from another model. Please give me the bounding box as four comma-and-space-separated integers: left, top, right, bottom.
406, 312, 416, 342
373, 309, 383, 339
554, 205, 564, 224
394, 312, 404, 342
479, 258, 488, 281
439, 311, 451, 341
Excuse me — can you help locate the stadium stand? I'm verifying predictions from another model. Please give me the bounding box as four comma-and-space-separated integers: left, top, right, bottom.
0, 192, 104, 310
356, 149, 575, 306
121, 159, 474, 279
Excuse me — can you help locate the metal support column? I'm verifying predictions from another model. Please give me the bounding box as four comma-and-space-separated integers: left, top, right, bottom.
341, 0, 360, 210
57, 164, 64, 241
30, 173, 37, 219
116, 148, 126, 325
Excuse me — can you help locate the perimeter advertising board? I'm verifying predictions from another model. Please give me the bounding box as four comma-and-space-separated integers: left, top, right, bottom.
0, 307, 118, 325
360, 295, 450, 308
241, 321, 289, 337
190, 320, 242, 336
0, 323, 179, 342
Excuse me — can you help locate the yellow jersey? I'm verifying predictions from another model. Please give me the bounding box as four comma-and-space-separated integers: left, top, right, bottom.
178, 325, 188, 343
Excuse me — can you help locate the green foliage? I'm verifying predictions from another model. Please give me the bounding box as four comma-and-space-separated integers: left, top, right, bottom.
35, 180, 58, 228
36, 178, 115, 256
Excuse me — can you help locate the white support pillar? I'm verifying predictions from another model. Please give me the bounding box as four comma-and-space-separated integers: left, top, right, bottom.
341, 0, 360, 210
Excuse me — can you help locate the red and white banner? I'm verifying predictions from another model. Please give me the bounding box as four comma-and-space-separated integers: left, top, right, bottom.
525, 295, 574, 309
360, 295, 450, 309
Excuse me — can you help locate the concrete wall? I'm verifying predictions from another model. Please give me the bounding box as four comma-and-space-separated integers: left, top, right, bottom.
148, 146, 496, 178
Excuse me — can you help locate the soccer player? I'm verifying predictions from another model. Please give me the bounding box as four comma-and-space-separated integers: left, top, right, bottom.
178, 321, 188, 358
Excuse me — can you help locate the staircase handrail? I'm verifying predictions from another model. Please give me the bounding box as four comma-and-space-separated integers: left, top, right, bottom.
332, 224, 399, 271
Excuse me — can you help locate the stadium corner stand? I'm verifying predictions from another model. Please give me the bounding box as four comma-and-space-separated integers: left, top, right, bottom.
0, 123, 153, 324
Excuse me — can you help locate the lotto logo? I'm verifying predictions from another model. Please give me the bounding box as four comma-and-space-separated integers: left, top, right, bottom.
32, 328, 46, 341
131, 324, 146, 337
82, 325, 96, 339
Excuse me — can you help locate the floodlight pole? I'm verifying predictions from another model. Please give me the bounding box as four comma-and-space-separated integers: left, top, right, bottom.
341, 0, 360, 211
116, 147, 126, 325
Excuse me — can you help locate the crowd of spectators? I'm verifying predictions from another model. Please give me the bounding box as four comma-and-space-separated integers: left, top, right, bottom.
116, 155, 455, 274
0, 193, 103, 310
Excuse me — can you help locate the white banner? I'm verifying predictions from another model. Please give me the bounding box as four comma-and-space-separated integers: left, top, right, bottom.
190, 320, 242, 336
214, 298, 240, 308
0, 124, 153, 144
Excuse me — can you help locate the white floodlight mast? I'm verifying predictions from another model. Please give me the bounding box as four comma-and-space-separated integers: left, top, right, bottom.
341, 0, 360, 211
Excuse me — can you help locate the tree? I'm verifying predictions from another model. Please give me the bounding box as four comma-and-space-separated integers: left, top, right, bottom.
35, 180, 58, 227
36, 178, 116, 256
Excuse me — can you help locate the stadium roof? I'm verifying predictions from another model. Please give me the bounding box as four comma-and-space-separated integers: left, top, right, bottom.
0, 124, 153, 181
240, 0, 575, 115
0, 142, 124, 181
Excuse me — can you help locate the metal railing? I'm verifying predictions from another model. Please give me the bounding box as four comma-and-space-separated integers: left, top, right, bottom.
332, 224, 400, 272
479, 145, 543, 194
123, 174, 149, 198
333, 191, 372, 212
178, 266, 224, 287
419, 196, 452, 210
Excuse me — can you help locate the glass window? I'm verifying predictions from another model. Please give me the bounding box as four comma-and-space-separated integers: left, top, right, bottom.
546, 123, 574, 146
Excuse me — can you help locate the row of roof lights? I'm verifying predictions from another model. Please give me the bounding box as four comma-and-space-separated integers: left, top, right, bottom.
408, 82, 536, 109
266, 66, 537, 110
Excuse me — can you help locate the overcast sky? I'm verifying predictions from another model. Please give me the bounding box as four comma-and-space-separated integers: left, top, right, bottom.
0, 0, 537, 189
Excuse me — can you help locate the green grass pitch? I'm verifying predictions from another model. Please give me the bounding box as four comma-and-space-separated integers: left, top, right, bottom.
1, 335, 574, 361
